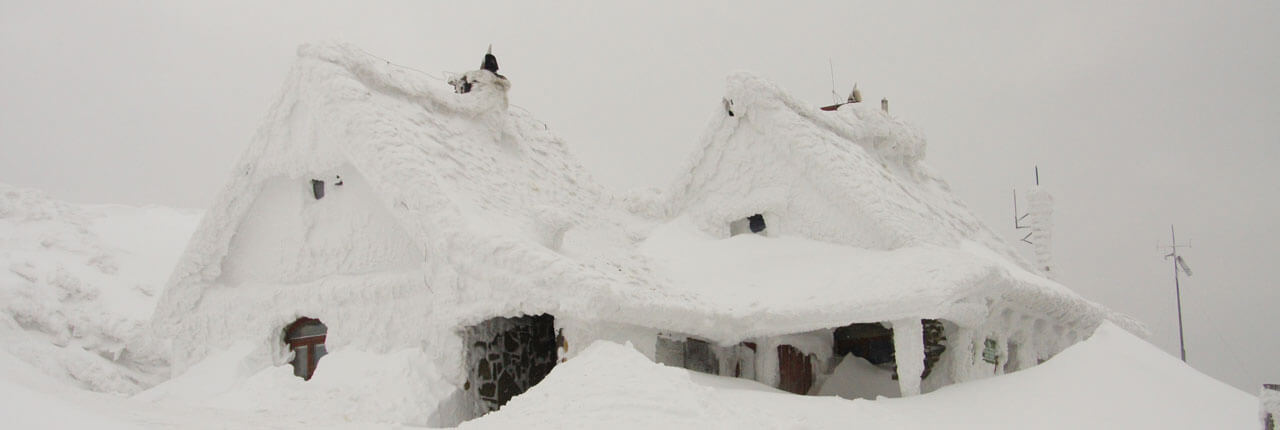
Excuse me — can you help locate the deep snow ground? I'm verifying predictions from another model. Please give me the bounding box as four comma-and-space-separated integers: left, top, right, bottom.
0, 183, 201, 393
2, 321, 1256, 429
464, 323, 1257, 429
0, 184, 1260, 428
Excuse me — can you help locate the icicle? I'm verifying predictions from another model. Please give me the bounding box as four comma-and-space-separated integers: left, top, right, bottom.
891, 318, 924, 396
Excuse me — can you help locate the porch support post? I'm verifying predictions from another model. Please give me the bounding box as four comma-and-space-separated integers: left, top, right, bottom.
892, 318, 925, 396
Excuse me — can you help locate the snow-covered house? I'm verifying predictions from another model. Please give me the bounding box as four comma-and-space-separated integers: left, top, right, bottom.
151, 43, 1139, 425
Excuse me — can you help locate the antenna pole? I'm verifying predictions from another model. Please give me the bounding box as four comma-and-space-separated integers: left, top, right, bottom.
1171, 225, 1187, 362
1013, 189, 1019, 227
829, 59, 838, 105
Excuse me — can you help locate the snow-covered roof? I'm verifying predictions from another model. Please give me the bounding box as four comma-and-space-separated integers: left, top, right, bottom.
665, 72, 1026, 264
152, 42, 666, 335
154, 42, 1136, 347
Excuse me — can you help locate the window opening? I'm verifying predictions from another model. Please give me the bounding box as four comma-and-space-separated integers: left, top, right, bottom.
833, 323, 895, 369
731, 214, 768, 236
311, 179, 325, 200
683, 338, 719, 375
982, 338, 1000, 365
748, 214, 766, 233
656, 335, 755, 379
283, 318, 328, 380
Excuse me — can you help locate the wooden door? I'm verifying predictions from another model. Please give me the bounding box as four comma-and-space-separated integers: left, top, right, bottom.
777, 344, 813, 395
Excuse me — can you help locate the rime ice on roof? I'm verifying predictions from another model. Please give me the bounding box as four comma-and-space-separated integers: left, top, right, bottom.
1025, 185, 1057, 279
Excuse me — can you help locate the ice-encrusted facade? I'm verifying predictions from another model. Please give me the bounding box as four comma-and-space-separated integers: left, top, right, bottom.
150, 42, 1142, 426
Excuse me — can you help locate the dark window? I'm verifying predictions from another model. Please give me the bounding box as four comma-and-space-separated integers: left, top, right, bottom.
311, 180, 325, 200
283, 318, 327, 380
731, 214, 769, 236
832, 320, 948, 380
748, 214, 766, 233
833, 323, 895, 367
921, 319, 947, 378
982, 338, 1000, 365
683, 338, 719, 375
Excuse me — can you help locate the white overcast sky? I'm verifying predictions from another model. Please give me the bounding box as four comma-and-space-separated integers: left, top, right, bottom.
1, 1, 1277, 392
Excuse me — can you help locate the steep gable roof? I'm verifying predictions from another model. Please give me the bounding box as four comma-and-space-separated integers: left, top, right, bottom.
153, 42, 648, 329
666, 73, 1029, 269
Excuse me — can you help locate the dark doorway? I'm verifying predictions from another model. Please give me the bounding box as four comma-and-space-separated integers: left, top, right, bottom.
284, 318, 327, 380
832, 320, 948, 379
777, 344, 815, 394
464, 314, 558, 413
833, 322, 896, 368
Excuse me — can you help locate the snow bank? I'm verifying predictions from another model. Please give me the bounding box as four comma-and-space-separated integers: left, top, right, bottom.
458, 341, 768, 429
138, 343, 456, 426
815, 354, 901, 400
464, 323, 1256, 429
0, 183, 200, 393
0, 348, 138, 429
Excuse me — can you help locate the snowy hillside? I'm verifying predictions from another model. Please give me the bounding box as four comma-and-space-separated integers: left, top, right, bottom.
0, 183, 200, 393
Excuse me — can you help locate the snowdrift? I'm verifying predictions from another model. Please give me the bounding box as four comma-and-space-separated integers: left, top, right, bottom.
0, 183, 200, 394
464, 323, 1257, 429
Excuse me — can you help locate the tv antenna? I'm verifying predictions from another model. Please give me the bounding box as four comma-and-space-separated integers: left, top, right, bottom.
828, 59, 839, 105
1160, 225, 1193, 362
1012, 166, 1040, 244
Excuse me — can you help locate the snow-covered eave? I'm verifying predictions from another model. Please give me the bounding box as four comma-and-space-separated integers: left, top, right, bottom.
600, 235, 1135, 345
959, 241, 1148, 337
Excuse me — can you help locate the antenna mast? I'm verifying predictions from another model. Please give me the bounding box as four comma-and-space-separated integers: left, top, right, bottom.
1164, 225, 1192, 362
829, 59, 839, 105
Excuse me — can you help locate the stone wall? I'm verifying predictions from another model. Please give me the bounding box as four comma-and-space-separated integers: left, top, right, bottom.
463, 314, 559, 414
